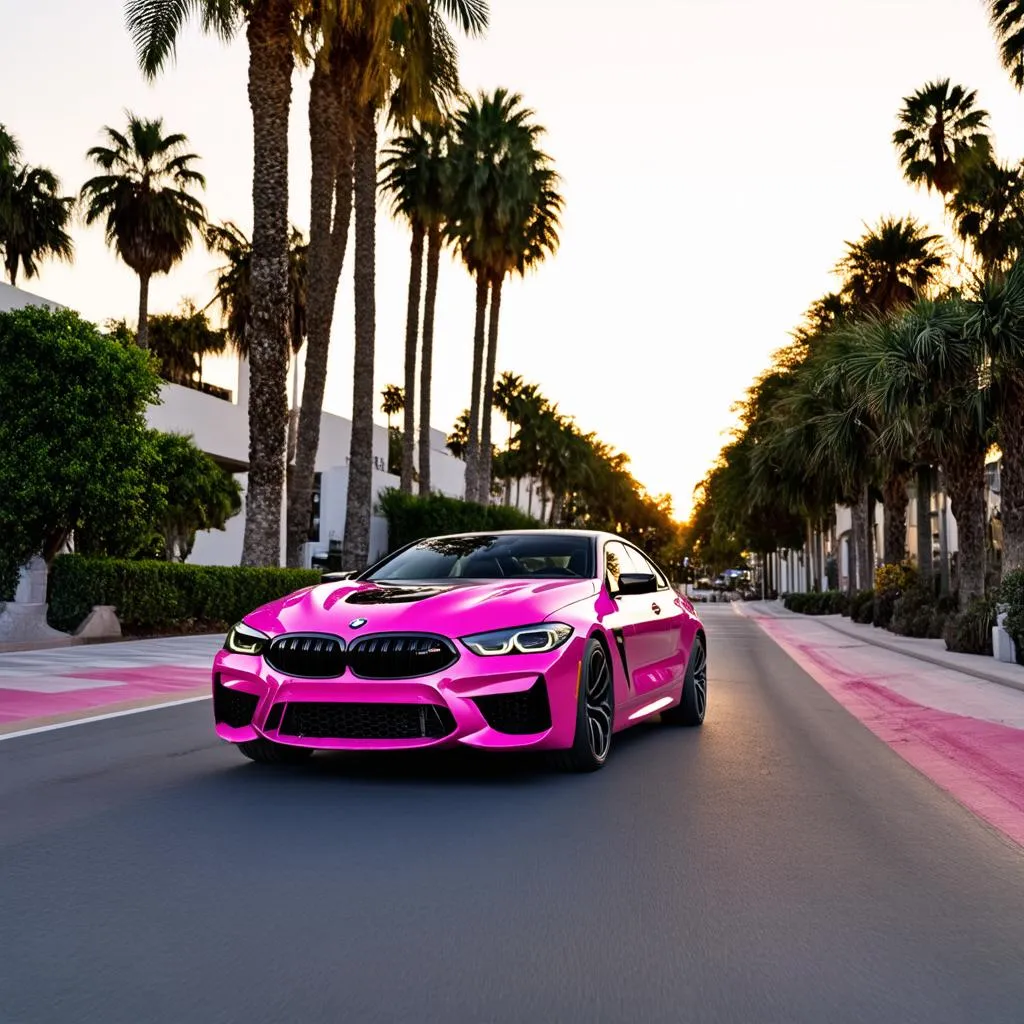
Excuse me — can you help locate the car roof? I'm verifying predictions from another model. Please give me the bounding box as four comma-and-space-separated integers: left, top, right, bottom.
422, 529, 616, 542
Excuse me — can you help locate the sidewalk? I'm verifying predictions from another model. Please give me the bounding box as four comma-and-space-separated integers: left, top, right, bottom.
0, 634, 223, 736
735, 601, 1024, 848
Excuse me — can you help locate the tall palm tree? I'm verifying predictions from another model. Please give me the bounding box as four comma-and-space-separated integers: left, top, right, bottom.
986, 1, 1024, 90
836, 217, 946, 315
948, 157, 1024, 277
81, 115, 205, 350
127, 0, 304, 567
380, 118, 450, 495
447, 89, 561, 503
0, 164, 75, 286
893, 80, 991, 195
339, 0, 486, 572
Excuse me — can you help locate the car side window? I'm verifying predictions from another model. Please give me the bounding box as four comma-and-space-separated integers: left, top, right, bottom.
627, 546, 670, 590
604, 542, 644, 595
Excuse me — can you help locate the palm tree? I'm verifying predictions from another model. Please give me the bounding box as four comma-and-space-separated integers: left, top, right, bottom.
447, 89, 562, 503
853, 299, 992, 610
206, 221, 309, 360
0, 164, 75, 286
893, 80, 991, 195
948, 157, 1024, 277
147, 301, 228, 386
380, 118, 451, 495
380, 383, 404, 431
127, 0, 304, 567
836, 217, 946, 314
81, 115, 205, 350
986, 1, 1024, 90
338, 0, 487, 571
446, 408, 470, 458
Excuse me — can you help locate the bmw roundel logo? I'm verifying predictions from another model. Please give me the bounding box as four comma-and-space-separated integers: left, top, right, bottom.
349, 618, 368, 629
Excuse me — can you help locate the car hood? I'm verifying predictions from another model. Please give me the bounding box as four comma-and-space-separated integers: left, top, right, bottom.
243, 578, 599, 640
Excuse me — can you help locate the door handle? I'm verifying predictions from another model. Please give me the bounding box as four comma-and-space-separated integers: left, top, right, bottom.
651, 603, 661, 615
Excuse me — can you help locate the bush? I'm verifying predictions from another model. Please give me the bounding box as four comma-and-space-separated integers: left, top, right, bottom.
889, 585, 953, 639
48, 556, 321, 634
783, 590, 848, 615
377, 489, 541, 552
944, 597, 997, 655
874, 561, 917, 629
1000, 568, 1024, 661
847, 589, 874, 623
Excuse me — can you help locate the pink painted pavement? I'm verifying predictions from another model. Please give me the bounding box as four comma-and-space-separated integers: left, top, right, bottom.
741, 606, 1024, 849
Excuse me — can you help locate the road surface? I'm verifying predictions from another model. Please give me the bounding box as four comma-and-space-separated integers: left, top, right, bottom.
2, 605, 1023, 1023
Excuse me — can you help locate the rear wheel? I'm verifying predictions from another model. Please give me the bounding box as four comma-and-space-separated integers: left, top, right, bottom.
662, 635, 707, 727
237, 738, 315, 765
556, 638, 614, 772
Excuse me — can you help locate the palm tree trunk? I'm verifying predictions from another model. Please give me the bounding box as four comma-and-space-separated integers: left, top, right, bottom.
850, 498, 867, 591
137, 272, 151, 350
418, 224, 441, 496
285, 58, 354, 568
882, 469, 910, 565
477, 275, 502, 504
401, 221, 425, 494
915, 464, 933, 579
998, 377, 1024, 573
341, 102, 377, 572
240, 0, 295, 567
464, 271, 487, 503
945, 447, 988, 610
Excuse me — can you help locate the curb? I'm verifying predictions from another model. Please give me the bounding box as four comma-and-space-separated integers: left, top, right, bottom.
733, 602, 1024, 696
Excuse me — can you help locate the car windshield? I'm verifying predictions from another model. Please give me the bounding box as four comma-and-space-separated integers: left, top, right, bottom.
364, 534, 595, 581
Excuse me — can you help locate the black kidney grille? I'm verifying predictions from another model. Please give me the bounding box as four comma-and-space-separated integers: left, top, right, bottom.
347, 635, 458, 679
279, 702, 456, 740
265, 634, 346, 678
213, 680, 260, 729
472, 678, 552, 735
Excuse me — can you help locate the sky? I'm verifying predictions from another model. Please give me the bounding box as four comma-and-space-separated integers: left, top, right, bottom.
4, 0, 1024, 520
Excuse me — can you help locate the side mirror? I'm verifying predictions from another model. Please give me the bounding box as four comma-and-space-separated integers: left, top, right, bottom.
322, 569, 359, 583
617, 572, 658, 596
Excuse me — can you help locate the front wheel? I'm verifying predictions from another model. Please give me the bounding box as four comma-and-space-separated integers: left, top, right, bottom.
236, 738, 315, 765
556, 638, 614, 772
662, 635, 707, 727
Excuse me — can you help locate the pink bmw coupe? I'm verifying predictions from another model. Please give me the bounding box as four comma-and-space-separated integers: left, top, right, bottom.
213, 530, 707, 772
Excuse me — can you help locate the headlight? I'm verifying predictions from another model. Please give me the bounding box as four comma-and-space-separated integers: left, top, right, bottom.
460, 623, 573, 656
224, 621, 269, 655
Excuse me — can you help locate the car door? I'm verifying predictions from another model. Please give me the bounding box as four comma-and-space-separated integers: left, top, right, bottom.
624, 545, 688, 696
602, 541, 660, 697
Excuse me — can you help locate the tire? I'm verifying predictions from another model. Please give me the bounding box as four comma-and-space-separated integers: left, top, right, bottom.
236, 738, 315, 765
662, 635, 707, 727
556, 637, 614, 772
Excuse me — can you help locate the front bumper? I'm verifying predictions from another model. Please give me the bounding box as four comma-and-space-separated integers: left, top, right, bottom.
212, 635, 586, 752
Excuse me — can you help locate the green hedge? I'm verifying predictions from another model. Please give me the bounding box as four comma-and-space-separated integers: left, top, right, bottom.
783, 590, 849, 615
377, 489, 541, 552
944, 597, 996, 655
48, 556, 321, 634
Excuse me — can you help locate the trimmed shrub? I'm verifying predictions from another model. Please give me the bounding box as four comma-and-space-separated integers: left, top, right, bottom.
783, 590, 849, 615
848, 589, 875, 623
874, 561, 916, 629
889, 585, 953, 639
1000, 568, 1024, 663
48, 556, 321, 634
377, 488, 541, 552
944, 597, 996, 656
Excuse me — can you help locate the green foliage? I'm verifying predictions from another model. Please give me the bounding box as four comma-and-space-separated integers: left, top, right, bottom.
846, 589, 875, 622
874, 560, 917, 628
783, 590, 849, 615
0, 306, 159, 599
999, 567, 1024, 654
944, 596, 997, 655
890, 586, 954, 638
377, 489, 540, 553
48, 556, 320, 635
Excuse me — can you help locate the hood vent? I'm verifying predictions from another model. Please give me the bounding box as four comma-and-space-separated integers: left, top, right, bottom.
345, 585, 455, 605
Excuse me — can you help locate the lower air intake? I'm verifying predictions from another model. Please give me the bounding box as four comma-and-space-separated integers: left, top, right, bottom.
213, 680, 260, 729
473, 678, 552, 734
279, 702, 456, 740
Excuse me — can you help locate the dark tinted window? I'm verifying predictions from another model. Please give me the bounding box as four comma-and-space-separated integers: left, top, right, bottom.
627, 546, 670, 589
365, 534, 595, 581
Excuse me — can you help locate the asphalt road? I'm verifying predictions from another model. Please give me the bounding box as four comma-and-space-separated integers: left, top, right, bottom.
2, 605, 1024, 1024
